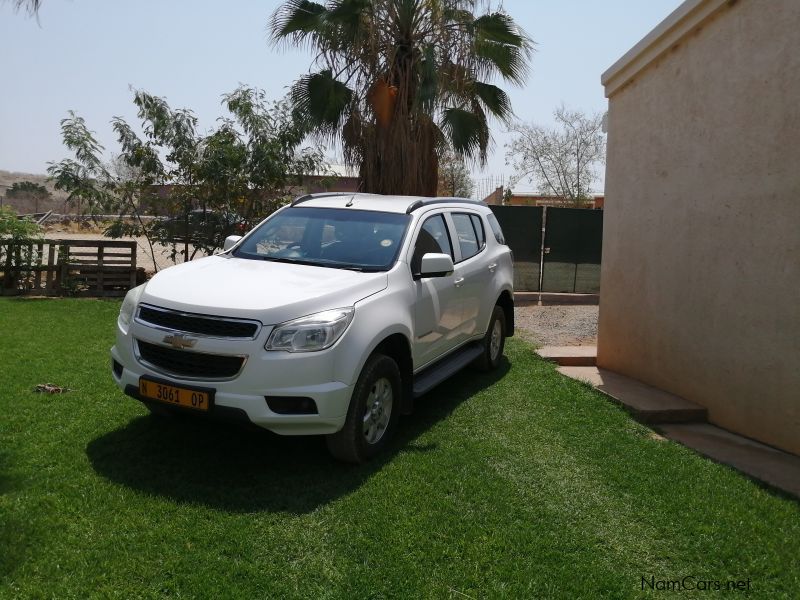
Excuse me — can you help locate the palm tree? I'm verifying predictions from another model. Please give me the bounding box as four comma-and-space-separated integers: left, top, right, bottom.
271, 0, 531, 196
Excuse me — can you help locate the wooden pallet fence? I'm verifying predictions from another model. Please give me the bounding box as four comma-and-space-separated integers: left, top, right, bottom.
0, 239, 138, 297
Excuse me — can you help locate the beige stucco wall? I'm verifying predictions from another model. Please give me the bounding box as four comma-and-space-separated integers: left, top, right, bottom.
598, 0, 800, 454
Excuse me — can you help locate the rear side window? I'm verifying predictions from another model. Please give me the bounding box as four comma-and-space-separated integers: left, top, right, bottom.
487, 213, 506, 245
470, 214, 486, 249
411, 214, 453, 274
451, 213, 481, 261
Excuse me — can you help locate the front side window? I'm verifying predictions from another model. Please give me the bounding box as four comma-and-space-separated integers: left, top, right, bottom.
411, 214, 452, 274
233, 207, 410, 271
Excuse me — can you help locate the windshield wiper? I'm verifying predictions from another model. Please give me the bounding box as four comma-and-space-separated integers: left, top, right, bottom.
334, 264, 383, 272
249, 255, 383, 272
257, 256, 322, 267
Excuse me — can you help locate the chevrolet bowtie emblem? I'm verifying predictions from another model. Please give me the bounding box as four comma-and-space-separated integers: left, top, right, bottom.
162, 333, 198, 350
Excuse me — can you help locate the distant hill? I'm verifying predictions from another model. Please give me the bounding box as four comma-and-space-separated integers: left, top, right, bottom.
0, 169, 69, 213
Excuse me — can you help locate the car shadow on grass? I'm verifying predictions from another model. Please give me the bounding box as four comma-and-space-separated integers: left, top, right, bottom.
86, 359, 511, 514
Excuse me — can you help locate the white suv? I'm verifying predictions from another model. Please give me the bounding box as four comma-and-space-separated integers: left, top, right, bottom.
111, 193, 514, 462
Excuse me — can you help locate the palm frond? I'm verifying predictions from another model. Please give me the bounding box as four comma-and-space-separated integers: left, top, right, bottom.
415, 43, 439, 112
326, 0, 370, 24
473, 12, 532, 85
441, 106, 489, 165
474, 13, 525, 47
6, 0, 41, 15
290, 69, 353, 138
473, 81, 512, 123
270, 0, 326, 44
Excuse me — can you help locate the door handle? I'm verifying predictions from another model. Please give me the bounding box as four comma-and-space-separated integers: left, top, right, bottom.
488, 263, 497, 272
454, 277, 465, 287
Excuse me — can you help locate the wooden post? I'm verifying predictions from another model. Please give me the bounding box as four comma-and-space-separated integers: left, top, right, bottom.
129, 242, 137, 288
46, 242, 56, 293
97, 245, 105, 293
2, 242, 12, 293
35, 242, 44, 291
59, 243, 68, 293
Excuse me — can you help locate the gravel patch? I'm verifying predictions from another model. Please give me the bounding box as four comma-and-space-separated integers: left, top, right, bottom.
514, 304, 598, 348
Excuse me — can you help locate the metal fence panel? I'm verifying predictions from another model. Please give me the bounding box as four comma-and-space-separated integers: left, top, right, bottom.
541, 207, 603, 293
490, 205, 543, 291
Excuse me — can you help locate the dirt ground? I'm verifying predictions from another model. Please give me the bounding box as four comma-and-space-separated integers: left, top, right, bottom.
514, 304, 598, 347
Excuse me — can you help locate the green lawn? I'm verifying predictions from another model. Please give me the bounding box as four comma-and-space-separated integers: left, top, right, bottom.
1, 297, 797, 598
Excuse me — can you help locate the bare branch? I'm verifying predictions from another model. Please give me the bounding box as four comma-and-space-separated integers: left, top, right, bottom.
506, 106, 606, 206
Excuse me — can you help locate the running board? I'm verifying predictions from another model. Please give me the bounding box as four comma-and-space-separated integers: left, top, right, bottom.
412, 342, 484, 398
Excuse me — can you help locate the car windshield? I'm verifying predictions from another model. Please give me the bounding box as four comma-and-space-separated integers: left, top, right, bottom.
232, 206, 410, 272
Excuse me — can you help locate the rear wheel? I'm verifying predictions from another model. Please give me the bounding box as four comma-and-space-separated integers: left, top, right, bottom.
326, 354, 401, 463
474, 305, 506, 371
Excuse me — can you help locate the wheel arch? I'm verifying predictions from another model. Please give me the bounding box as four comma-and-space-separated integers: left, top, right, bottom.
372, 333, 414, 415
497, 289, 514, 337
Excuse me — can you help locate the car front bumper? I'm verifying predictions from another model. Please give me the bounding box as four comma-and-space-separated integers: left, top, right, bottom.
111, 321, 353, 435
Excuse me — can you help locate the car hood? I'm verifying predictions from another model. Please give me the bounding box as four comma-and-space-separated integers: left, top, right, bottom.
140, 255, 388, 324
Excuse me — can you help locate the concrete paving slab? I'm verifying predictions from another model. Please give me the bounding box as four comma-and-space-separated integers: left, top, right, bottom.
557, 366, 707, 424
537, 346, 597, 366
555, 366, 799, 499
657, 423, 800, 499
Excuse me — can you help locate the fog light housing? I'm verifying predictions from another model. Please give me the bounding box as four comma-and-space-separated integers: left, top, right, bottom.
265, 396, 318, 415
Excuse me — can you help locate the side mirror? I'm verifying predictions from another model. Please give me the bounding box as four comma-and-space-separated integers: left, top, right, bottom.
418, 253, 454, 278
223, 235, 243, 252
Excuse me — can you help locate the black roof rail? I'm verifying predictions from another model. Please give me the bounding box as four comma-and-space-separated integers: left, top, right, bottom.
291, 192, 352, 207
405, 197, 488, 214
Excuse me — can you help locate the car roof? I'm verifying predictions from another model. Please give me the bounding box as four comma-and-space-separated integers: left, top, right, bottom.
291, 192, 488, 215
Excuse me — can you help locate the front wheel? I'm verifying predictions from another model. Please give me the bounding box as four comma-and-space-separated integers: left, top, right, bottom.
474, 305, 506, 371
326, 354, 401, 463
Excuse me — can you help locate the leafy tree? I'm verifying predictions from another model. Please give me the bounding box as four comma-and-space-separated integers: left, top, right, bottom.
507, 106, 606, 207
0, 206, 42, 290
271, 0, 531, 196
0, 206, 40, 239
6, 181, 51, 213
48, 86, 326, 268
436, 148, 474, 198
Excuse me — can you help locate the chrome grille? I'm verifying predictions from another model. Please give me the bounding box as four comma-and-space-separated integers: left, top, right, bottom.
137, 304, 260, 339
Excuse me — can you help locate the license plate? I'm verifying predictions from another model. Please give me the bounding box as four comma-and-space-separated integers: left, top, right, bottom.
138, 377, 211, 412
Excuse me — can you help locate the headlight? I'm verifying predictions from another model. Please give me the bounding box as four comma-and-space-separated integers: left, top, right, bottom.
265, 307, 354, 352
118, 284, 146, 334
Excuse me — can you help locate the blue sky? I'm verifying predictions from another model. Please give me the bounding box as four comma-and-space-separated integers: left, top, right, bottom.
0, 0, 683, 193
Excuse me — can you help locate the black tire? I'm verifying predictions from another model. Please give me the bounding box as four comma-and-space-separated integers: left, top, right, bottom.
326, 353, 401, 464
474, 305, 506, 372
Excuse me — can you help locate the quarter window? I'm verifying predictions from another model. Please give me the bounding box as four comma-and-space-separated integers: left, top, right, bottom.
487, 213, 506, 245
